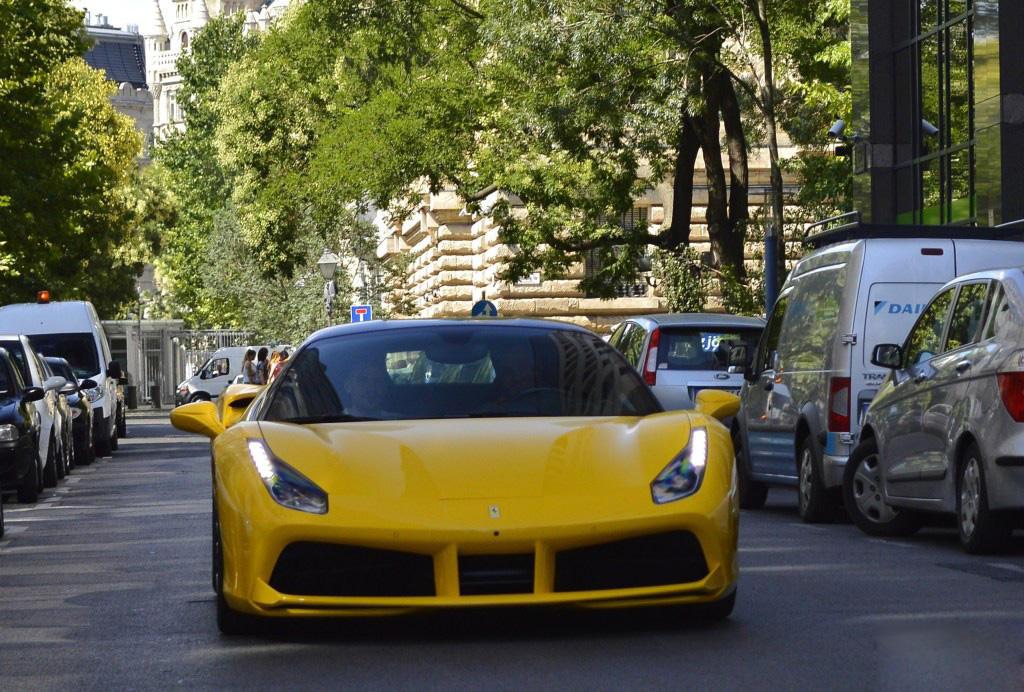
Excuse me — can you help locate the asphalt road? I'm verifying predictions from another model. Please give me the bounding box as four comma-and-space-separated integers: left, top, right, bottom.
1, 411, 1023, 691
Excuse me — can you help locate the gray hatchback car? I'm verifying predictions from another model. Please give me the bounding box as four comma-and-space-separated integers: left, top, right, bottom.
845, 267, 1024, 553
608, 313, 765, 410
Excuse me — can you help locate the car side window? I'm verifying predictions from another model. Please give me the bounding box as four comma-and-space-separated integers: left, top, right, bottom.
758, 295, 790, 371
981, 281, 1013, 341
211, 358, 230, 377
945, 282, 989, 352
904, 287, 955, 366
621, 324, 646, 368
607, 324, 626, 349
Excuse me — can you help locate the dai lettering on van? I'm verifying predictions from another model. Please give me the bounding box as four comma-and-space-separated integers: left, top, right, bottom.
873, 300, 928, 315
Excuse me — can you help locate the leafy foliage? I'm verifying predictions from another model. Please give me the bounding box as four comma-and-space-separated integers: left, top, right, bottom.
0, 1, 144, 315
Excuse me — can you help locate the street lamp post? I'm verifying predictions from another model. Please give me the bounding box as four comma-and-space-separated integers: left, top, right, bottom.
317, 250, 339, 327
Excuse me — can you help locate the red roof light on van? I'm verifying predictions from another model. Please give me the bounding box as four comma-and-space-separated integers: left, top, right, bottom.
37, 290, 50, 304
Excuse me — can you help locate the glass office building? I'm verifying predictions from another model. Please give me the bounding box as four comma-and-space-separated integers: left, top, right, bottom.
852, 0, 1024, 226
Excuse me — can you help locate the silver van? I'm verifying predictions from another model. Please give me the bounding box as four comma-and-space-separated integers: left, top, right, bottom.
608, 313, 765, 410
845, 267, 1024, 553
733, 221, 1024, 522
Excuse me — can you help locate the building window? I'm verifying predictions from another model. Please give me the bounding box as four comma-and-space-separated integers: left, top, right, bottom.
175, 1, 191, 21
168, 91, 178, 122
893, 0, 975, 225
180, 31, 189, 50
584, 207, 649, 298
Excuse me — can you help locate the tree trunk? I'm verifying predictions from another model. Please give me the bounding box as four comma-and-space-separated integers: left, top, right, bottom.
750, 0, 786, 287
665, 115, 701, 250
715, 69, 749, 277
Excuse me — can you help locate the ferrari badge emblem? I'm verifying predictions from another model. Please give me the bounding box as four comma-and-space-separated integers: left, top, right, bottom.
489, 506, 501, 519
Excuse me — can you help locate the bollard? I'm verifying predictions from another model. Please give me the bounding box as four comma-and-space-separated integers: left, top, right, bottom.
125, 385, 138, 410
150, 384, 161, 410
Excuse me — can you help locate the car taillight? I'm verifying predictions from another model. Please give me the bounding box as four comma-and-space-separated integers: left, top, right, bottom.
828, 376, 851, 432
642, 328, 661, 386
997, 372, 1024, 422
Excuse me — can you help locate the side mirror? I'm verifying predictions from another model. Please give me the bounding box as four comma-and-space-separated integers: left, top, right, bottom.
695, 389, 741, 421
79, 379, 97, 390
769, 350, 781, 372
221, 384, 263, 429
871, 344, 903, 370
107, 361, 123, 380
169, 401, 224, 440
43, 376, 66, 392
117, 377, 128, 386
22, 386, 44, 403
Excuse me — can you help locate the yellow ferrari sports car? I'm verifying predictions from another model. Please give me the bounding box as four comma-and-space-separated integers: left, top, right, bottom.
171, 319, 741, 634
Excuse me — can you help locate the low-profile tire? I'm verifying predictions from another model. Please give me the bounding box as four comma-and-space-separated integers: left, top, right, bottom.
77, 437, 95, 466
689, 589, 737, 620
797, 437, 835, 523
843, 437, 921, 537
17, 451, 40, 503
958, 444, 1011, 554
55, 439, 66, 480
213, 511, 260, 635
732, 430, 768, 510
190, 392, 210, 404
42, 437, 58, 488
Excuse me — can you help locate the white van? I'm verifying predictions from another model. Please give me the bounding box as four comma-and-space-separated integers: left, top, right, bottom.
0, 296, 124, 457
175, 346, 271, 405
733, 220, 1024, 522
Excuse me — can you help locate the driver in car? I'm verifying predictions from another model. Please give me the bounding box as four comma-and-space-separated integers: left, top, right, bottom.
340, 359, 395, 418
488, 343, 539, 407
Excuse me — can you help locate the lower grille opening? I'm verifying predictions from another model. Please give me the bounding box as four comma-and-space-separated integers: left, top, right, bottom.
459, 554, 535, 595
554, 531, 709, 592
270, 542, 436, 597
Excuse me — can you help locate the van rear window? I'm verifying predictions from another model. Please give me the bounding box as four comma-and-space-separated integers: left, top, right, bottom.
25, 333, 99, 379
657, 329, 763, 371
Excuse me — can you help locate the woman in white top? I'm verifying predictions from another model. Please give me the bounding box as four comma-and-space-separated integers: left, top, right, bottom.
240, 349, 258, 384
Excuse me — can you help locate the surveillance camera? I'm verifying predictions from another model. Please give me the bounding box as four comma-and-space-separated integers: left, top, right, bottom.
828, 119, 846, 141
921, 119, 940, 137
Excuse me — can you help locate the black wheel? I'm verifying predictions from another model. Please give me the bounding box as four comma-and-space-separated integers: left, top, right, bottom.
0, 483, 5, 538
42, 436, 58, 488
843, 437, 921, 537
17, 451, 40, 503
213, 509, 260, 635
55, 439, 66, 480
66, 432, 75, 472
190, 393, 211, 404
117, 408, 127, 438
797, 437, 835, 523
689, 589, 737, 620
77, 436, 95, 466
958, 443, 1011, 554
732, 429, 768, 509
110, 428, 118, 452
95, 423, 112, 457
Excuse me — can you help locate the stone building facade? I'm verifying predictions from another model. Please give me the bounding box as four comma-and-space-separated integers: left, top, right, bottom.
141, 0, 294, 137
373, 150, 798, 333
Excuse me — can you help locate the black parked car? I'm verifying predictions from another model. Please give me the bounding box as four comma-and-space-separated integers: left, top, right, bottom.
46, 357, 96, 467
0, 348, 44, 503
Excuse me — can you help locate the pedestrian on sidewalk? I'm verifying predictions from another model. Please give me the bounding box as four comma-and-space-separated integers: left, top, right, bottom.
269, 349, 289, 383
255, 347, 269, 385
241, 348, 258, 384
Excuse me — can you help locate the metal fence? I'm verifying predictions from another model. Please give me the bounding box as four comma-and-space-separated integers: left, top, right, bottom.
173, 330, 255, 381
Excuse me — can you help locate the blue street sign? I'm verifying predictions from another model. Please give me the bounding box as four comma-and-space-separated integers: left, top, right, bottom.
351, 304, 373, 322
471, 300, 499, 317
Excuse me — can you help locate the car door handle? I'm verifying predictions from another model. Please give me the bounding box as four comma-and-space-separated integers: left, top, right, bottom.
955, 360, 972, 374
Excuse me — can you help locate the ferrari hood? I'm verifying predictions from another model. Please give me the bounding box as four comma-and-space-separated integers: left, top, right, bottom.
258, 414, 695, 501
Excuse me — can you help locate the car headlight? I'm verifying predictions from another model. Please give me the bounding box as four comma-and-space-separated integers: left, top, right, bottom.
247, 439, 328, 514
650, 428, 708, 504
86, 387, 103, 403
0, 424, 18, 442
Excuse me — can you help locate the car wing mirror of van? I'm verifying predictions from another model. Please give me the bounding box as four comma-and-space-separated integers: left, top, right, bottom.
107, 361, 123, 380
871, 344, 903, 370
79, 378, 97, 390
22, 386, 44, 403
43, 376, 66, 392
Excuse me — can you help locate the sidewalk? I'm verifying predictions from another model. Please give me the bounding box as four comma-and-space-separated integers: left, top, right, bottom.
126, 407, 171, 419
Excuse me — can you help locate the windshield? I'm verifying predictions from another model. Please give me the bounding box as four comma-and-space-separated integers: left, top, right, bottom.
46, 359, 77, 384
263, 326, 661, 422
658, 328, 763, 371
0, 340, 30, 384
24, 333, 99, 379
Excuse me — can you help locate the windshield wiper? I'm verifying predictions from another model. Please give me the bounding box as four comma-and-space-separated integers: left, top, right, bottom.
450, 411, 543, 418
278, 414, 383, 424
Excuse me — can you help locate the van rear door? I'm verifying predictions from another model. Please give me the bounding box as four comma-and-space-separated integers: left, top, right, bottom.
854, 240, 956, 429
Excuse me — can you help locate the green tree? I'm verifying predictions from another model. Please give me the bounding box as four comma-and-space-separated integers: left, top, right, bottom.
0, 1, 144, 314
